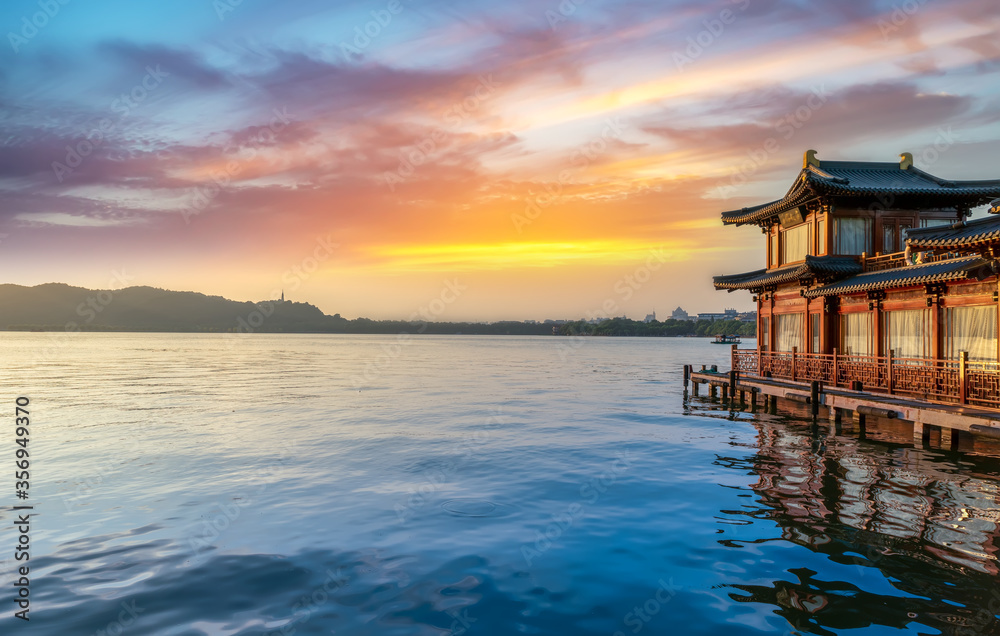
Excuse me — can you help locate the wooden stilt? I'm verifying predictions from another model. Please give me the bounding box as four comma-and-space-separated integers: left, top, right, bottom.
941, 427, 954, 449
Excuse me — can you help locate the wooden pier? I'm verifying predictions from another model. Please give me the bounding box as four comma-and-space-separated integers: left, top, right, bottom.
684, 362, 1000, 446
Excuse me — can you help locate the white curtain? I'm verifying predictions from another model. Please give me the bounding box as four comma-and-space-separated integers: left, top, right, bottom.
776, 314, 804, 352
841, 312, 872, 356
944, 306, 998, 362
760, 316, 770, 351
884, 309, 931, 359
835, 218, 872, 255
810, 313, 821, 353
782, 224, 810, 264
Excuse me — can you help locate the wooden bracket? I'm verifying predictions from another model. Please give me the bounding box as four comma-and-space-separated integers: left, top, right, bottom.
925, 282, 945, 306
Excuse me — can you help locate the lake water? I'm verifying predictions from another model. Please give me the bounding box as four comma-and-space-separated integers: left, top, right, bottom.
2, 333, 1000, 635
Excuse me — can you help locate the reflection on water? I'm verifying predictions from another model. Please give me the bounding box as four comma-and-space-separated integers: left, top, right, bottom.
1, 333, 1000, 635
704, 399, 1000, 635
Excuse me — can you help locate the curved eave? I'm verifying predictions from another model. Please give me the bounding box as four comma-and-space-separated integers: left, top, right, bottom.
713, 256, 861, 292
720, 185, 815, 226
907, 236, 1000, 251
722, 172, 1000, 228
802, 256, 991, 297
905, 213, 1000, 251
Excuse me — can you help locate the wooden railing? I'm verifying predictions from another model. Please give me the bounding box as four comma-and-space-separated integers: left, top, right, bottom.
862, 251, 908, 272
732, 347, 1000, 409
860, 250, 963, 273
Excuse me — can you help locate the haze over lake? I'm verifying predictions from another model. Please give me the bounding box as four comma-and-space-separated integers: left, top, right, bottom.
3, 333, 999, 635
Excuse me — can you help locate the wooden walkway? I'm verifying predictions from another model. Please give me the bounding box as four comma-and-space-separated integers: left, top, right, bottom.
687, 366, 1000, 443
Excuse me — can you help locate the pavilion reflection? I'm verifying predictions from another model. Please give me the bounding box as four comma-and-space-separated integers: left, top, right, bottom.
718, 417, 1000, 635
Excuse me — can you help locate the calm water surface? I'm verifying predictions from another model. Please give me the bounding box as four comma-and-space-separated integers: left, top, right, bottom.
2, 333, 1000, 635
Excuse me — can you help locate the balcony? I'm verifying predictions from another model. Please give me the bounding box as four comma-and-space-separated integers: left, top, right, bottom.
732, 348, 1000, 410
860, 250, 962, 273
861, 251, 907, 272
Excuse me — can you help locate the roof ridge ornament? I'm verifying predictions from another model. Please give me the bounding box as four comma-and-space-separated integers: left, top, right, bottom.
991, 198, 1000, 214
803, 149, 820, 169
900, 152, 913, 169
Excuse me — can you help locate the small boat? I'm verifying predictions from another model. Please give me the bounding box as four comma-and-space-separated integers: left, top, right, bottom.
712, 334, 741, 345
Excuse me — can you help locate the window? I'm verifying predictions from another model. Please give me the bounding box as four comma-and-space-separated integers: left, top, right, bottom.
944, 306, 998, 362
776, 314, 804, 352
834, 218, 872, 255
769, 231, 778, 268
760, 316, 770, 352
882, 219, 913, 254
883, 223, 896, 253
816, 219, 826, 255
840, 313, 872, 356
810, 313, 821, 353
781, 224, 810, 264
883, 309, 931, 360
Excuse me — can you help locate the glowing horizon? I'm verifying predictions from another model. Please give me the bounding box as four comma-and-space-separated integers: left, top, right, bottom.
1, 0, 998, 321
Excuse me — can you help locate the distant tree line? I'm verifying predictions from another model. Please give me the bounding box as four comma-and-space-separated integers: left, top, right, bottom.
555, 318, 756, 337
6, 317, 756, 337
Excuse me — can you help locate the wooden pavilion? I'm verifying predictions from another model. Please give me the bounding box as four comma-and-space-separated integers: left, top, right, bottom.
712, 150, 1000, 409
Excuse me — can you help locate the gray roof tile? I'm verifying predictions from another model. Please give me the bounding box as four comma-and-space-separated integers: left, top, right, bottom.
905, 214, 1000, 250
714, 255, 861, 292
802, 256, 994, 297
721, 156, 1000, 226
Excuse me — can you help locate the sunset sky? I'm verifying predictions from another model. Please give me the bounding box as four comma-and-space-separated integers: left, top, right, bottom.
1, 0, 999, 320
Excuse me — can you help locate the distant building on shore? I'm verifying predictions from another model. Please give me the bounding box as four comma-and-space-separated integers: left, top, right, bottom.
697, 308, 739, 322
643, 311, 657, 323
670, 306, 691, 321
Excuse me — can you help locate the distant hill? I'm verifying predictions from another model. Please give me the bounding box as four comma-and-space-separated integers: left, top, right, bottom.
0, 283, 343, 332
0, 283, 558, 335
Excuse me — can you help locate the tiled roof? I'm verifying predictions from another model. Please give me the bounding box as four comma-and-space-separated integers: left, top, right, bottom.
720, 154, 1000, 226
802, 256, 994, 297
805, 162, 1000, 196
719, 184, 812, 226
905, 214, 1000, 250
714, 255, 862, 292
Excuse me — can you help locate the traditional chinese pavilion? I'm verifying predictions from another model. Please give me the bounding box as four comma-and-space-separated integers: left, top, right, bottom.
712, 150, 1000, 409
